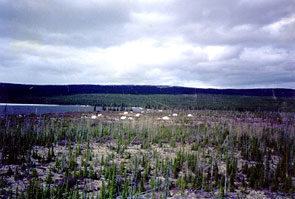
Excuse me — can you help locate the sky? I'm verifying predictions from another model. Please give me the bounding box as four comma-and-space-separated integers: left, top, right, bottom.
0, 0, 294, 88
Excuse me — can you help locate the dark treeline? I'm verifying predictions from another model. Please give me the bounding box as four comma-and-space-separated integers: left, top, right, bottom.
1, 83, 295, 102
7, 94, 295, 112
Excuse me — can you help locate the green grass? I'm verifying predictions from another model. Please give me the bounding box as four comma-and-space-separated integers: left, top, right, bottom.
6, 93, 295, 112
1, 110, 295, 198
31, 94, 295, 112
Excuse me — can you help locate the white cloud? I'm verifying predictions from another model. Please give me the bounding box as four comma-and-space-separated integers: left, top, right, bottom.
131, 12, 172, 23
0, 0, 294, 88
240, 47, 287, 64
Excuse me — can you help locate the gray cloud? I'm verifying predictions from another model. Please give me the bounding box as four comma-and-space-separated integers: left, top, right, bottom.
0, 0, 294, 88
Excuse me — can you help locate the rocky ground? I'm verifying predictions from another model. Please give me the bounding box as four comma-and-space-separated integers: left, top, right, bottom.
0, 110, 294, 198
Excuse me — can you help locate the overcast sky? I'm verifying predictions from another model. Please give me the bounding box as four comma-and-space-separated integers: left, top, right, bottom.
0, 0, 294, 88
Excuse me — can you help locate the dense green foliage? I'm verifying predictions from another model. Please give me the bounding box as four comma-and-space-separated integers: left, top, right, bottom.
15, 93, 295, 112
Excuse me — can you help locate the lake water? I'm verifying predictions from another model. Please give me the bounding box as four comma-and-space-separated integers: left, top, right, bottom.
0, 103, 94, 116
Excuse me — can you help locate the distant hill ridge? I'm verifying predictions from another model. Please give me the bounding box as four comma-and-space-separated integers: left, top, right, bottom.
0, 83, 294, 101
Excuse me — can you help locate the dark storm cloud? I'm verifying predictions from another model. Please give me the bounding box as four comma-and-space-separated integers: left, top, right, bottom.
0, 0, 134, 47
171, 0, 292, 26
0, 0, 294, 88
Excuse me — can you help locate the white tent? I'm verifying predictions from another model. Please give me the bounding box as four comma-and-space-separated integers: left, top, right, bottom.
162, 116, 170, 120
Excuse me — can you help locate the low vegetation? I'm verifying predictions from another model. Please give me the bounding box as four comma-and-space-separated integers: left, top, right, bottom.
11, 93, 295, 112
0, 110, 295, 198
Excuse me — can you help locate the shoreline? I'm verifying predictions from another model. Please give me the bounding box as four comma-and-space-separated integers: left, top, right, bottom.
0, 103, 92, 107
